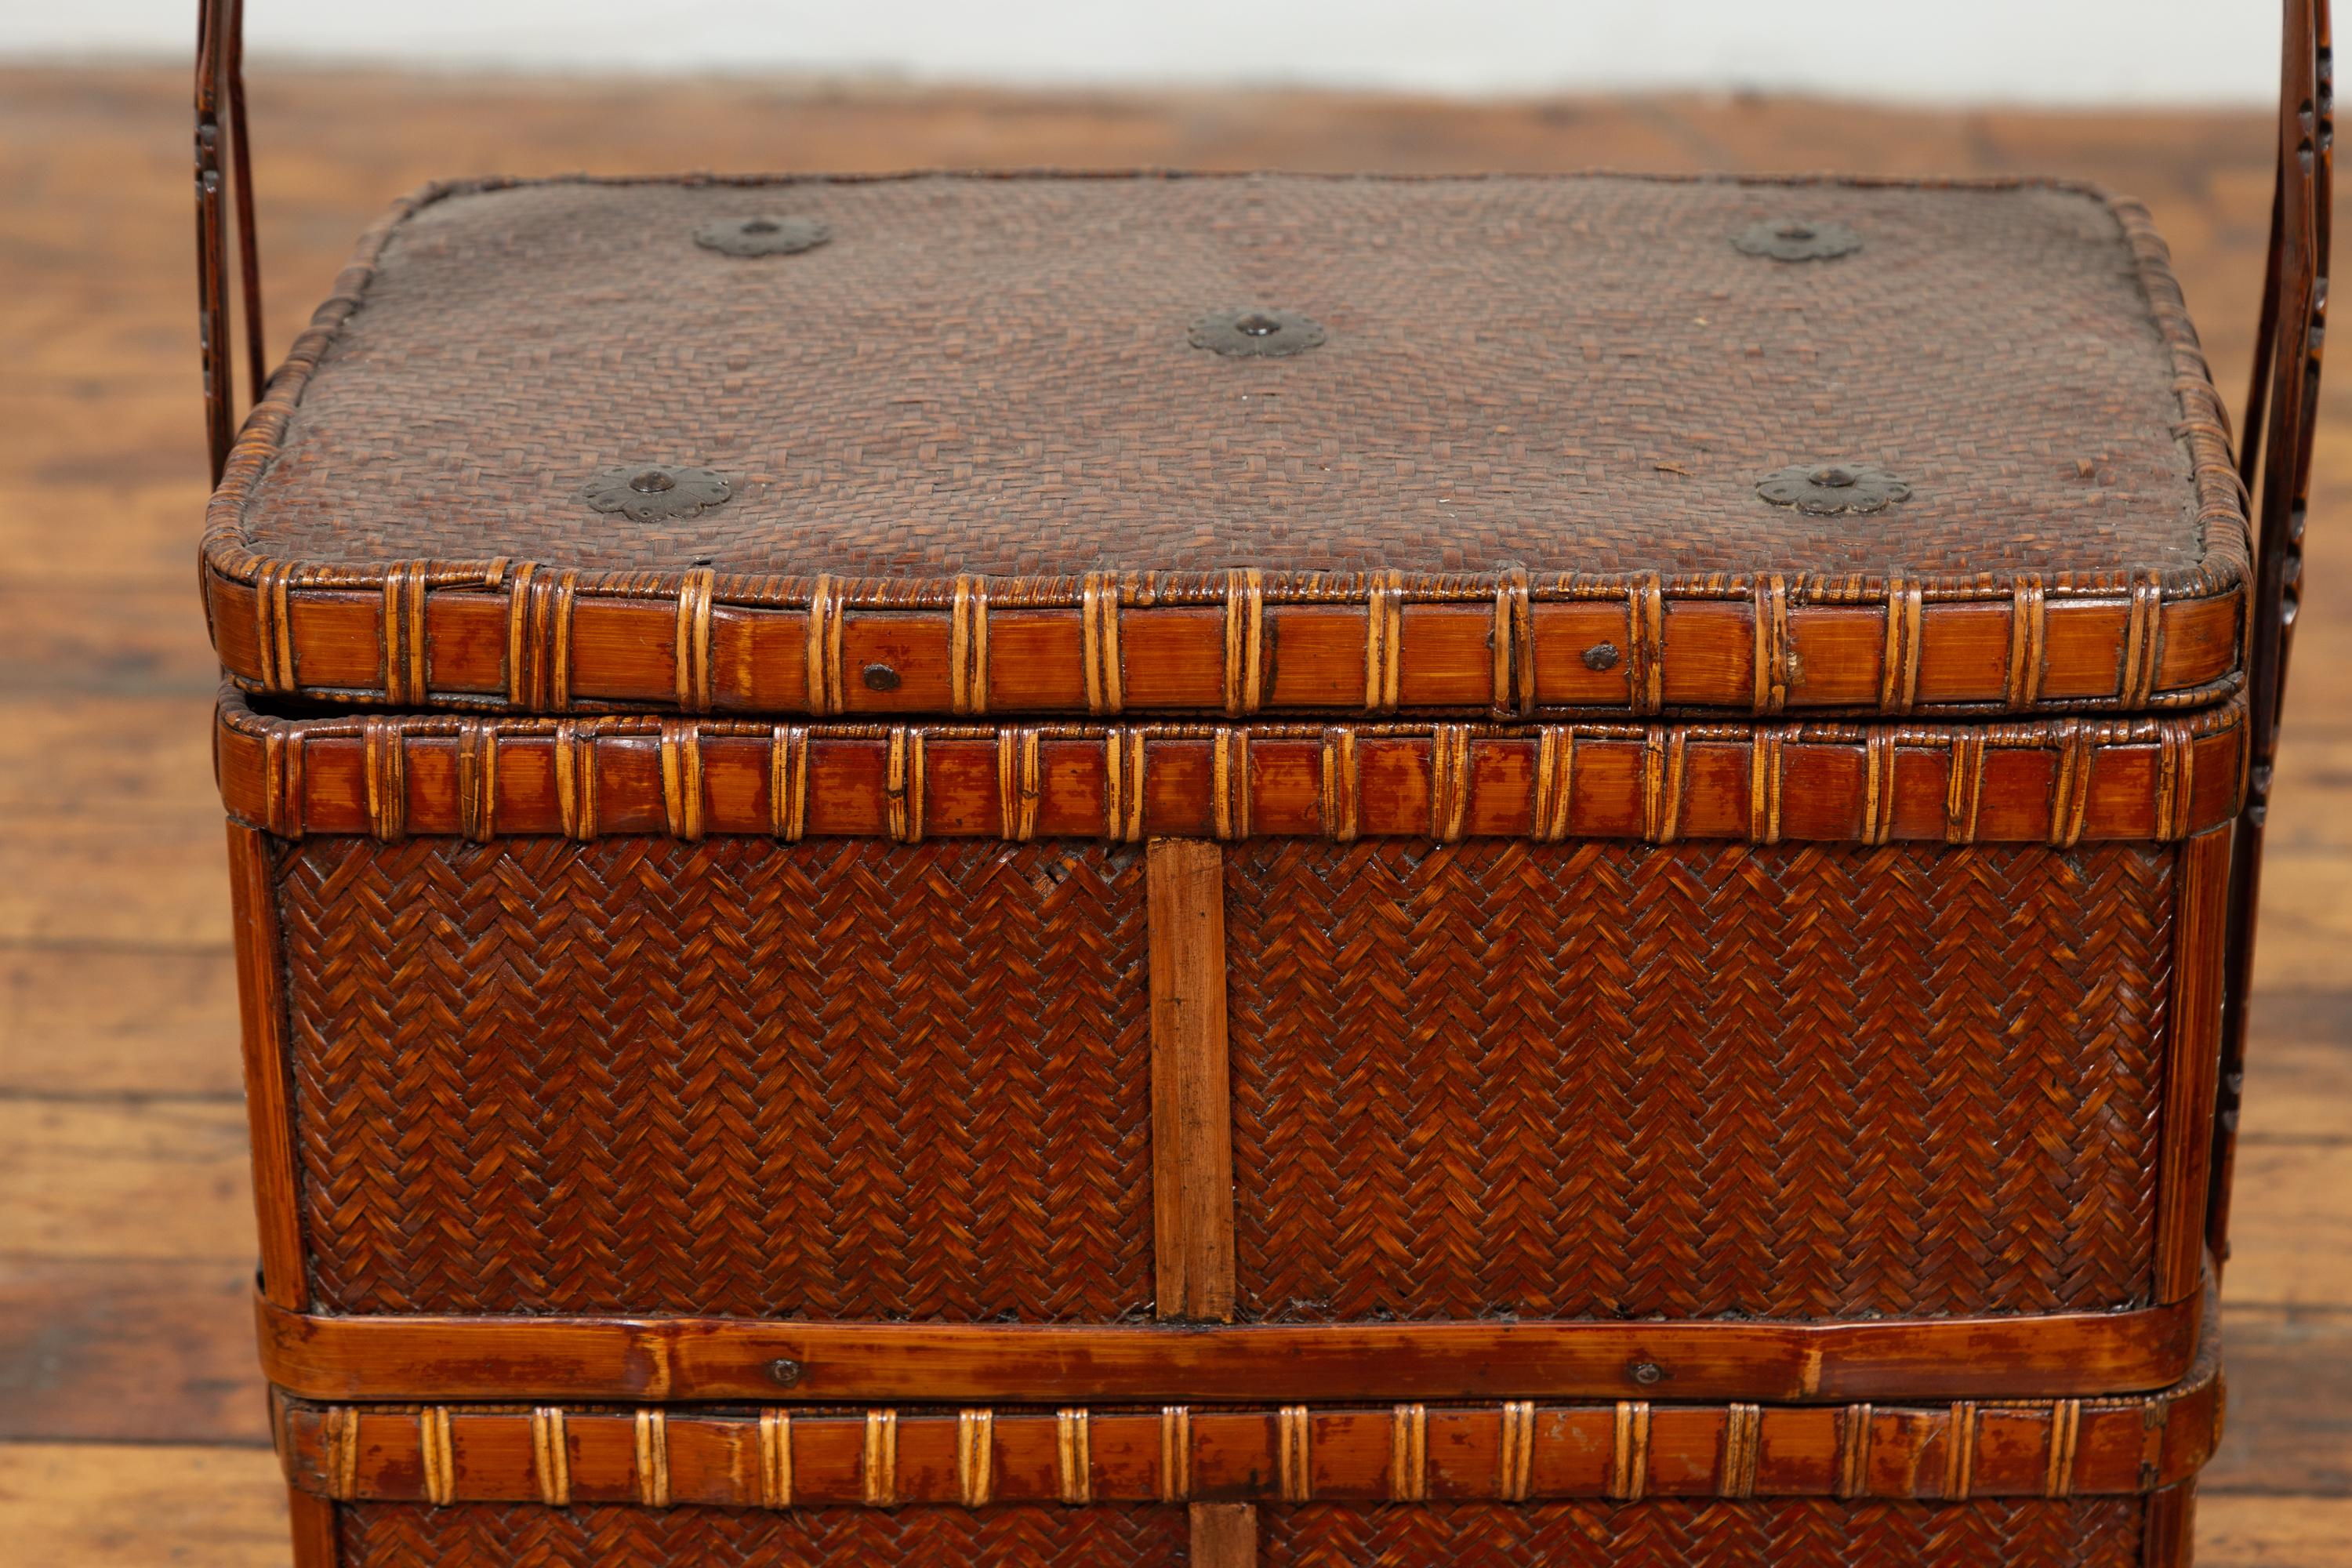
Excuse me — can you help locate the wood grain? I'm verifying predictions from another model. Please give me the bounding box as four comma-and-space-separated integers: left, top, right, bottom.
1148, 838, 1238, 1324
0, 1443, 288, 1568
2240, 1029, 2352, 1142
0, 943, 241, 1096
0, 1259, 267, 1443
2219, 1145, 2352, 1306
0, 697, 216, 815
0, 1097, 253, 1259
2208, 1306, 2352, 1497
2197, 1494, 2352, 1564
0, 818, 228, 947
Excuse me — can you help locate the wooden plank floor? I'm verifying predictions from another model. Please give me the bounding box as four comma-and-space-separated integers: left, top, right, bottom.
1, 66, 2346, 1564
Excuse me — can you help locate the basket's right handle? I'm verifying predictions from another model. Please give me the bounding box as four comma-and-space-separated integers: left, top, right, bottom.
2213, 0, 2333, 1270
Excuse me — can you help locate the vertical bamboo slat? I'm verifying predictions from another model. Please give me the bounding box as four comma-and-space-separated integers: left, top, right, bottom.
287, 1486, 339, 1567
226, 821, 306, 1309
1147, 837, 1237, 1323
2156, 827, 2232, 1302
1189, 1502, 1260, 1568
1148, 837, 1250, 1563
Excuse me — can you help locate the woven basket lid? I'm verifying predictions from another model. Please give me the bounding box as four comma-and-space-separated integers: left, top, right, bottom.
202, 172, 2243, 720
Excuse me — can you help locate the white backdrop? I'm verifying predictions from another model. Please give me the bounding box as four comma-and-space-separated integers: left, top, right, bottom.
2, 1, 2278, 105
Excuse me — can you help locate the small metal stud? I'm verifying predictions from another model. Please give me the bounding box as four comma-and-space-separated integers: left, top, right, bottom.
768, 1359, 804, 1388
1190, 307, 1327, 358
582, 463, 735, 523
1584, 642, 1622, 672
695, 215, 831, 257
1733, 218, 1863, 262
862, 663, 902, 692
1756, 462, 1911, 515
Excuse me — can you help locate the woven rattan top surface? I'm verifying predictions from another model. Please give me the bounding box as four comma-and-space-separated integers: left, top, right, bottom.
217, 172, 2240, 601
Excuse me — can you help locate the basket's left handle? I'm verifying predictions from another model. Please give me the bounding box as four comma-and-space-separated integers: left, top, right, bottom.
195, 0, 264, 486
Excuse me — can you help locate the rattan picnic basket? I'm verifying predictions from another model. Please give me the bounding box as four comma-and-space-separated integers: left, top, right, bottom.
195, 3, 2330, 1564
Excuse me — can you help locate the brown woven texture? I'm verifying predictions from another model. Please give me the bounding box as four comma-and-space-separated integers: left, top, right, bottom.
278, 837, 1154, 1318
277, 832, 2167, 1323
1227, 840, 2172, 1321
1258, 1501, 2145, 1568
227, 174, 2225, 590
330, 1499, 2141, 1567
336, 1504, 1185, 1568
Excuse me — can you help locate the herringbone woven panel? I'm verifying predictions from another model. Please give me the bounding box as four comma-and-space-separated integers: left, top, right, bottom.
278, 837, 1154, 1319
1227, 840, 2172, 1321
1257, 1500, 2145, 1568
337, 1504, 1187, 1567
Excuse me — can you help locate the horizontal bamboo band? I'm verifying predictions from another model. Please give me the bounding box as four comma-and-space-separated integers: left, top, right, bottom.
201, 561, 2244, 720
275, 1343, 2216, 1510
216, 691, 2245, 847
255, 1283, 2201, 1407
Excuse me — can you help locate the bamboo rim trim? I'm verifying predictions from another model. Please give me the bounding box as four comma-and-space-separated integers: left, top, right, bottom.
1225, 568, 1265, 717
1275, 1406, 1311, 1502
1628, 574, 1667, 716
1389, 1404, 1428, 1502
1610, 1401, 1651, 1502
505, 564, 576, 712
1721, 1404, 1762, 1499
1158, 1407, 1190, 1504
323, 1406, 360, 1501
1498, 1400, 1537, 1502
529, 1406, 568, 1507
1083, 573, 1123, 716
211, 560, 2250, 721
1319, 728, 1361, 841
253, 1281, 2205, 1406
862, 1410, 897, 1508
1753, 575, 1791, 714
1493, 568, 1534, 718
634, 1410, 670, 1508
419, 1407, 455, 1506
997, 729, 1042, 840
230, 693, 2249, 848
274, 1348, 2220, 1510
1835, 1403, 1873, 1500
382, 564, 428, 706
758, 1411, 793, 1508
1881, 578, 1924, 713
1946, 1402, 1980, 1501
673, 568, 715, 713
659, 720, 702, 841
1213, 729, 1250, 840
950, 574, 989, 717
957, 1410, 993, 1507
1055, 1409, 1092, 1504
1363, 572, 1403, 713
805, 576, 845, 717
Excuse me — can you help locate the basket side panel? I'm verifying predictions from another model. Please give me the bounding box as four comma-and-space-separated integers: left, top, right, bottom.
337, 1504, 1189, 1567
1258, 1498, 2149, 1567
1228, 840, 2173, 1321
278, 837, 1154, 1320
